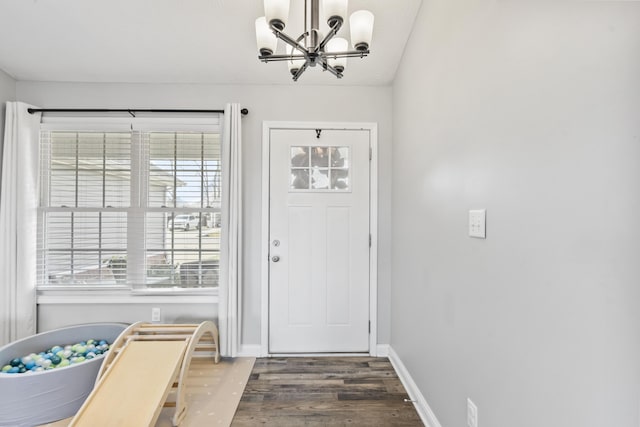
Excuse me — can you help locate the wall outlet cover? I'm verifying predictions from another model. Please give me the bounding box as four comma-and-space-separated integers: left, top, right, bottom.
469, 209, 486, 239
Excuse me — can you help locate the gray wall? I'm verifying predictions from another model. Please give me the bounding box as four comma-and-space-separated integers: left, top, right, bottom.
37, 302, 218, 332
391, 1, 640, 426
0, 69, 17, 190
17, 82, 393, 346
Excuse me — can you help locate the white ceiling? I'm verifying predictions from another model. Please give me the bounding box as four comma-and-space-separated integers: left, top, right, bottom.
0, 0, 421, 86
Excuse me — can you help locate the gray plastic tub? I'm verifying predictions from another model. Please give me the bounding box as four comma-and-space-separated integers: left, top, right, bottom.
0, 323, 127, 427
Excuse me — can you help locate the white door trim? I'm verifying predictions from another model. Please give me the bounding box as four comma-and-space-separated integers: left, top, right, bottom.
260, 121, 378, 357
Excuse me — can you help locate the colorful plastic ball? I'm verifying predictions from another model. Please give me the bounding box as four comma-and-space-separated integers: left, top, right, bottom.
2, 338, 111, 375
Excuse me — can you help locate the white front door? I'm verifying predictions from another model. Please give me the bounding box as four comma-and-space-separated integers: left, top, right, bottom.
268, 128, 371, 353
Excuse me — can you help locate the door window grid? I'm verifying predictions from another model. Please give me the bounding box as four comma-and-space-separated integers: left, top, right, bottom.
289, 146, 350, 191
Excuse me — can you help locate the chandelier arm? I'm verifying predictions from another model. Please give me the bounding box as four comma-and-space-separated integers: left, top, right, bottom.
269, 23, 309, 56
317, 20, 343, 52
317, 55, 343, 79
258, 54, 308, 62
320, 50, 371, 59
292, 61, 310, 82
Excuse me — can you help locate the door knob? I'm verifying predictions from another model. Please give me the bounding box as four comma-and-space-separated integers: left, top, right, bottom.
272, 256, 280, 262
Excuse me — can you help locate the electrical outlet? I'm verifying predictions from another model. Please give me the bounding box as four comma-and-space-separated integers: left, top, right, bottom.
467, 398, 478, 427
469, 209, 486, 239
151, 307, 161, 322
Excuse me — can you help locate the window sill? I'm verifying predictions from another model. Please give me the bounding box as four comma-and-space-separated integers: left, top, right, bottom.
37, 287, 219, 305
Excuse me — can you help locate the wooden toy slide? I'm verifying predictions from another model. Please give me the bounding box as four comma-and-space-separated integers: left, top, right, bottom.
69, 321, 220, 427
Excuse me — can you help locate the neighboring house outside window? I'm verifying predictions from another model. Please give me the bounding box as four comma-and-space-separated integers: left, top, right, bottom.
37, 118, 222, 291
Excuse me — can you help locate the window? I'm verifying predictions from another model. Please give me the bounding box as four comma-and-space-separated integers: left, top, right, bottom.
37, 118, 222, 290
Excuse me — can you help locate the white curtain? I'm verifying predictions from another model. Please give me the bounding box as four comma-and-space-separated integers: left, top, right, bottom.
0, 102, 41, 346
219, 103, 243, 357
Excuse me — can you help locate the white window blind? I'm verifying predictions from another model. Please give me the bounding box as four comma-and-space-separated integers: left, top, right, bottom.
38, 118, 222, 290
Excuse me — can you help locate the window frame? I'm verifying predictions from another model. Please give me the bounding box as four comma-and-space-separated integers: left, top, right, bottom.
36, 115, 223, 296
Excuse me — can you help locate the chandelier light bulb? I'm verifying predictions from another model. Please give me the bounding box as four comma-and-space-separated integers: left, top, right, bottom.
255, 17, 277, 56
349, 10, 374, 51
264, 0, 289, 31
323, 0, 348, 28
326, 37, 348, 73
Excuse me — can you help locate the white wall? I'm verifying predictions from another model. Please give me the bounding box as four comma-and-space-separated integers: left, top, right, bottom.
392, 1, 640, 426
16, 82, 393, 346
0, 69, 17, 190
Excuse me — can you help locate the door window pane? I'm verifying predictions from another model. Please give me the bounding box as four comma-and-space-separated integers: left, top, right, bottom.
290, 147, 309, 190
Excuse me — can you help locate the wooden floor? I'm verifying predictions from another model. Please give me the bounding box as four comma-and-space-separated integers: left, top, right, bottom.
231, 357, 423, 426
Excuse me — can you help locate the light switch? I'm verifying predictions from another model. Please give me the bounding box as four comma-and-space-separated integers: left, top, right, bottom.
469, 209, 486, 238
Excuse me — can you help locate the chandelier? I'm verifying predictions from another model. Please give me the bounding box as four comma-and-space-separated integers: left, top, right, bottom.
255, 0, 374, 81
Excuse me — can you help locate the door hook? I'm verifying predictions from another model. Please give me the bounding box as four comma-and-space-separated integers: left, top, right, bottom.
315, 129, 322, 139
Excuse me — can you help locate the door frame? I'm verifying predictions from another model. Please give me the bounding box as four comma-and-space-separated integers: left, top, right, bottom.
260, 121, 378, 357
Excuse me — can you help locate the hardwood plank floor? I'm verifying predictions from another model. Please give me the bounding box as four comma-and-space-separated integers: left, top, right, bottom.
232, 357, 423, 426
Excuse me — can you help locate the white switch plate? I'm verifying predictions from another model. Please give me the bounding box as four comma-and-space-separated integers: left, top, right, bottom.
151, 307, 161, 322
467, 398, 478, 427
469, 209, 486, 239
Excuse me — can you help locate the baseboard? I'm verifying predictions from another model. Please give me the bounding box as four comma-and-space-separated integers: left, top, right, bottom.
376, 344, 389, 357
388, 346, 442, 427
237, 344, 262, 357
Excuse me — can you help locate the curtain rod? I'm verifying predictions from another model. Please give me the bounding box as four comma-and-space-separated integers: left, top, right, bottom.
27, 108, 249, 116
